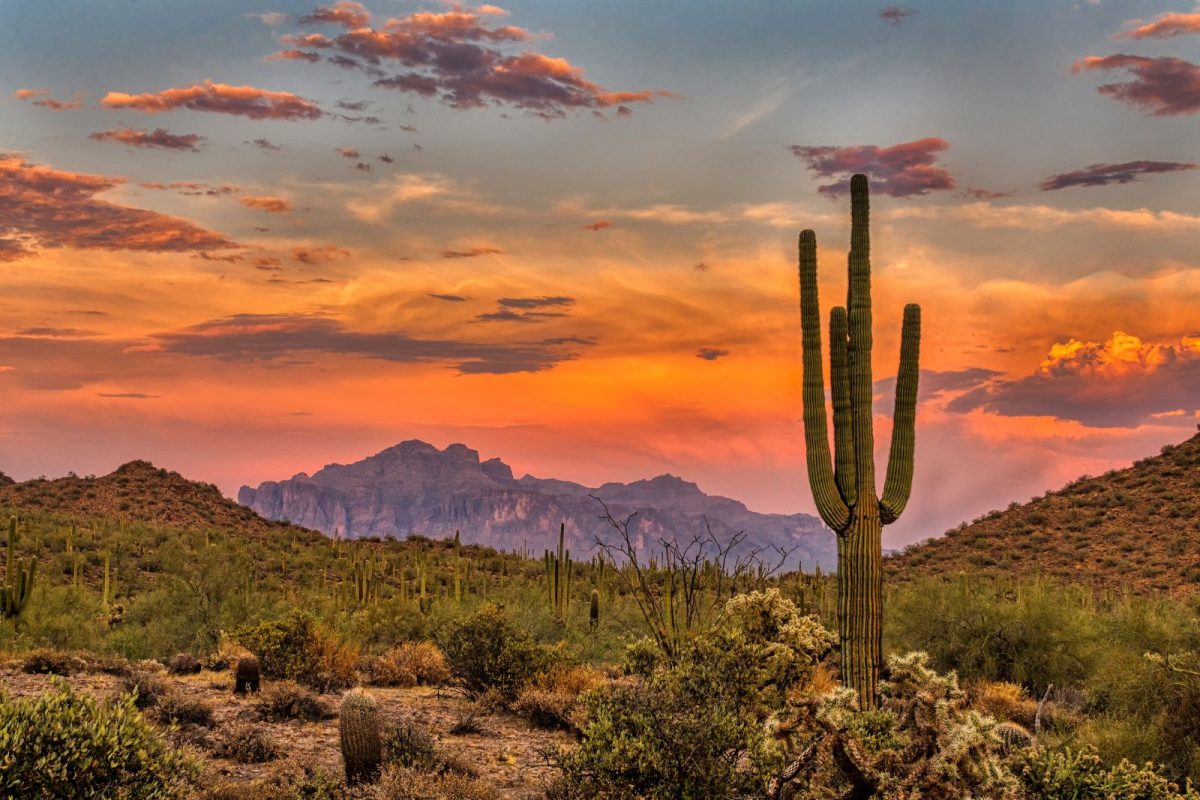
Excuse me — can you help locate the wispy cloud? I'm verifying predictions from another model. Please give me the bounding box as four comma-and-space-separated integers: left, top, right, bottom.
102, 80, 322, 120
239, 195, 293, 213
1114, 11, 1200, 40
89, 127, 205, 151
1039, 160, 1197, 190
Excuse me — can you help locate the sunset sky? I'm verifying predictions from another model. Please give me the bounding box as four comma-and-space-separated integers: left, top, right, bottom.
2, 0, 1199, 547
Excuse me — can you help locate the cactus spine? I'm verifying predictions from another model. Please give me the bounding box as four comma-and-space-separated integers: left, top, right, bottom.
797, 174, 921, 708
544, 522, 572, 624
339, 687, 382, 784
3, 516, 37, 620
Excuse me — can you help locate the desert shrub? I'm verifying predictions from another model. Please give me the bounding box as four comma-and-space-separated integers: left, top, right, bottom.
366, 641, 450, 688
233, 609, 359, 692
558, 590, 833, 799
512, 665, 606, 731
374, 764, 498, 800
0, 678, 196, 798
212, 721, 280, 763
1021, 746, 1199, 799
887, 577, 1096, 692
201, 762, 344, 800
256, 679, 331, 721
123, 666, 171, 709
167, 653, 201, 675
438, 604, 549, 699
621, 636, 660, 677
21, 647, 87, 675
383, 719, 438, 771
153, 690, 215, 726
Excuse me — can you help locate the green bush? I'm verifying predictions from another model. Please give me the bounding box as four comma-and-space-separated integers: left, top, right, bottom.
438, 604, 548, 699
232, 609, 359, 692
0, 678, 196, 798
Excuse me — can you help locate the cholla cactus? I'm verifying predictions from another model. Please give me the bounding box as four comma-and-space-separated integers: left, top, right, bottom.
770, 652, 1026, 800
340, 687, 382, 785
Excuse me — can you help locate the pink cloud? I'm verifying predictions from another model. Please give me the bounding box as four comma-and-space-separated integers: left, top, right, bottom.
102, 80, 322, 120
0, 153, 235, 259
789, 137, 955, 197
89, 127, 205, 151
1072, 54, 1200, 116
879, 6, 916, 25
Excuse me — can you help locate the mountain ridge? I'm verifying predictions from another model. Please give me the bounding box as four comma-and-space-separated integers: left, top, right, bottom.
239, 439, 837, 570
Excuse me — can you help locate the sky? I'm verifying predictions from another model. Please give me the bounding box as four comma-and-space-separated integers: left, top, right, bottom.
1, 0, 1198, 547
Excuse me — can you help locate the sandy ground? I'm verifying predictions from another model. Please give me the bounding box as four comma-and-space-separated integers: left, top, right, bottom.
0, 662, 572, 798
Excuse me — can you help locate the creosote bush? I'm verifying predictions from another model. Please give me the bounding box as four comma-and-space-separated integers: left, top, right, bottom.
233, 609, 359, 692
365, 641, 450, 688
439, 603, 550, 700
256, 678, 331, 721
213, 721, 281, 764
0, 678, 196, 798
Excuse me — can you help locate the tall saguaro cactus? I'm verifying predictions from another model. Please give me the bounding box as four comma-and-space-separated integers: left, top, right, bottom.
798, 174, 921, 708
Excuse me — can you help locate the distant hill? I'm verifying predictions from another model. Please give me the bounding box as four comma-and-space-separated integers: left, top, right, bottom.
240, 440, 837, 570
0, 460, 311, 541
888, 431, 1200, 595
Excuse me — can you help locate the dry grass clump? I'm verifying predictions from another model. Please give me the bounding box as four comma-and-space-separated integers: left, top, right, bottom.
122, 667, 172, 709
255, 679, 331, 721
968, 680, 1038, 728
512, 664, 605, 731
373, 764, 498, 800
366, 642, 450, 688
211, 720, 280, 763
153, 690, 216, 726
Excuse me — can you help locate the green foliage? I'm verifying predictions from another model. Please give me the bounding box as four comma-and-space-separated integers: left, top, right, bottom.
439, 603, 549, 699
887, 576, 1096, 693
559, 591, 835, 799
3, 515, 37, 620
232, 609, 358, 692
0, 678, 196, 799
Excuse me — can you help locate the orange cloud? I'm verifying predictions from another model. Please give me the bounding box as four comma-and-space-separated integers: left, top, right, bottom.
239, 195, 292, 213
141, 181, 240, 196
89, 127, 205, 151
582, 220, 611, 231
948, 332, 1200, 427
293, 244, 350, 264
440, 247, 502, 259
336, 147, 360, 159
0, 153, 235, 260
299, 1, 370, 28
1115, 12, 1200, 40
14, 89, 82, 110
1072, 54, 1200, 116
102, 80, 322, 120
278, 5, 672, 118
267, 49, 321, 62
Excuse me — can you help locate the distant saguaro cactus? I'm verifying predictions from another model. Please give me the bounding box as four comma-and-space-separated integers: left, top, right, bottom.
798, 174, 921, 708
544, 522, 572, 624
2, 516, 37, 621
589, 588, 600, 630
339, 687, 382, 784
235, 654, 261, 694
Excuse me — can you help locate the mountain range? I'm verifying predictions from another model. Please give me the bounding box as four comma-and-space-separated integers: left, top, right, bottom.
238, 440, 837, 570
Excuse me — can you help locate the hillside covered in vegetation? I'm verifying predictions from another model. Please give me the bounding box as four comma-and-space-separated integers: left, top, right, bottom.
889, 431, 1200, 595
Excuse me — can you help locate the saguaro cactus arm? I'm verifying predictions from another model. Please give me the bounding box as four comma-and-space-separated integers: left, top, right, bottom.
829, 306, 856, 506
880, 304, 921, 523
799, 229, 850, 532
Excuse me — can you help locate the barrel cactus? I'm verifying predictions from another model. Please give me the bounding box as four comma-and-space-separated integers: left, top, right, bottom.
340, 687, 382, 784
234, 654, 261, 694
